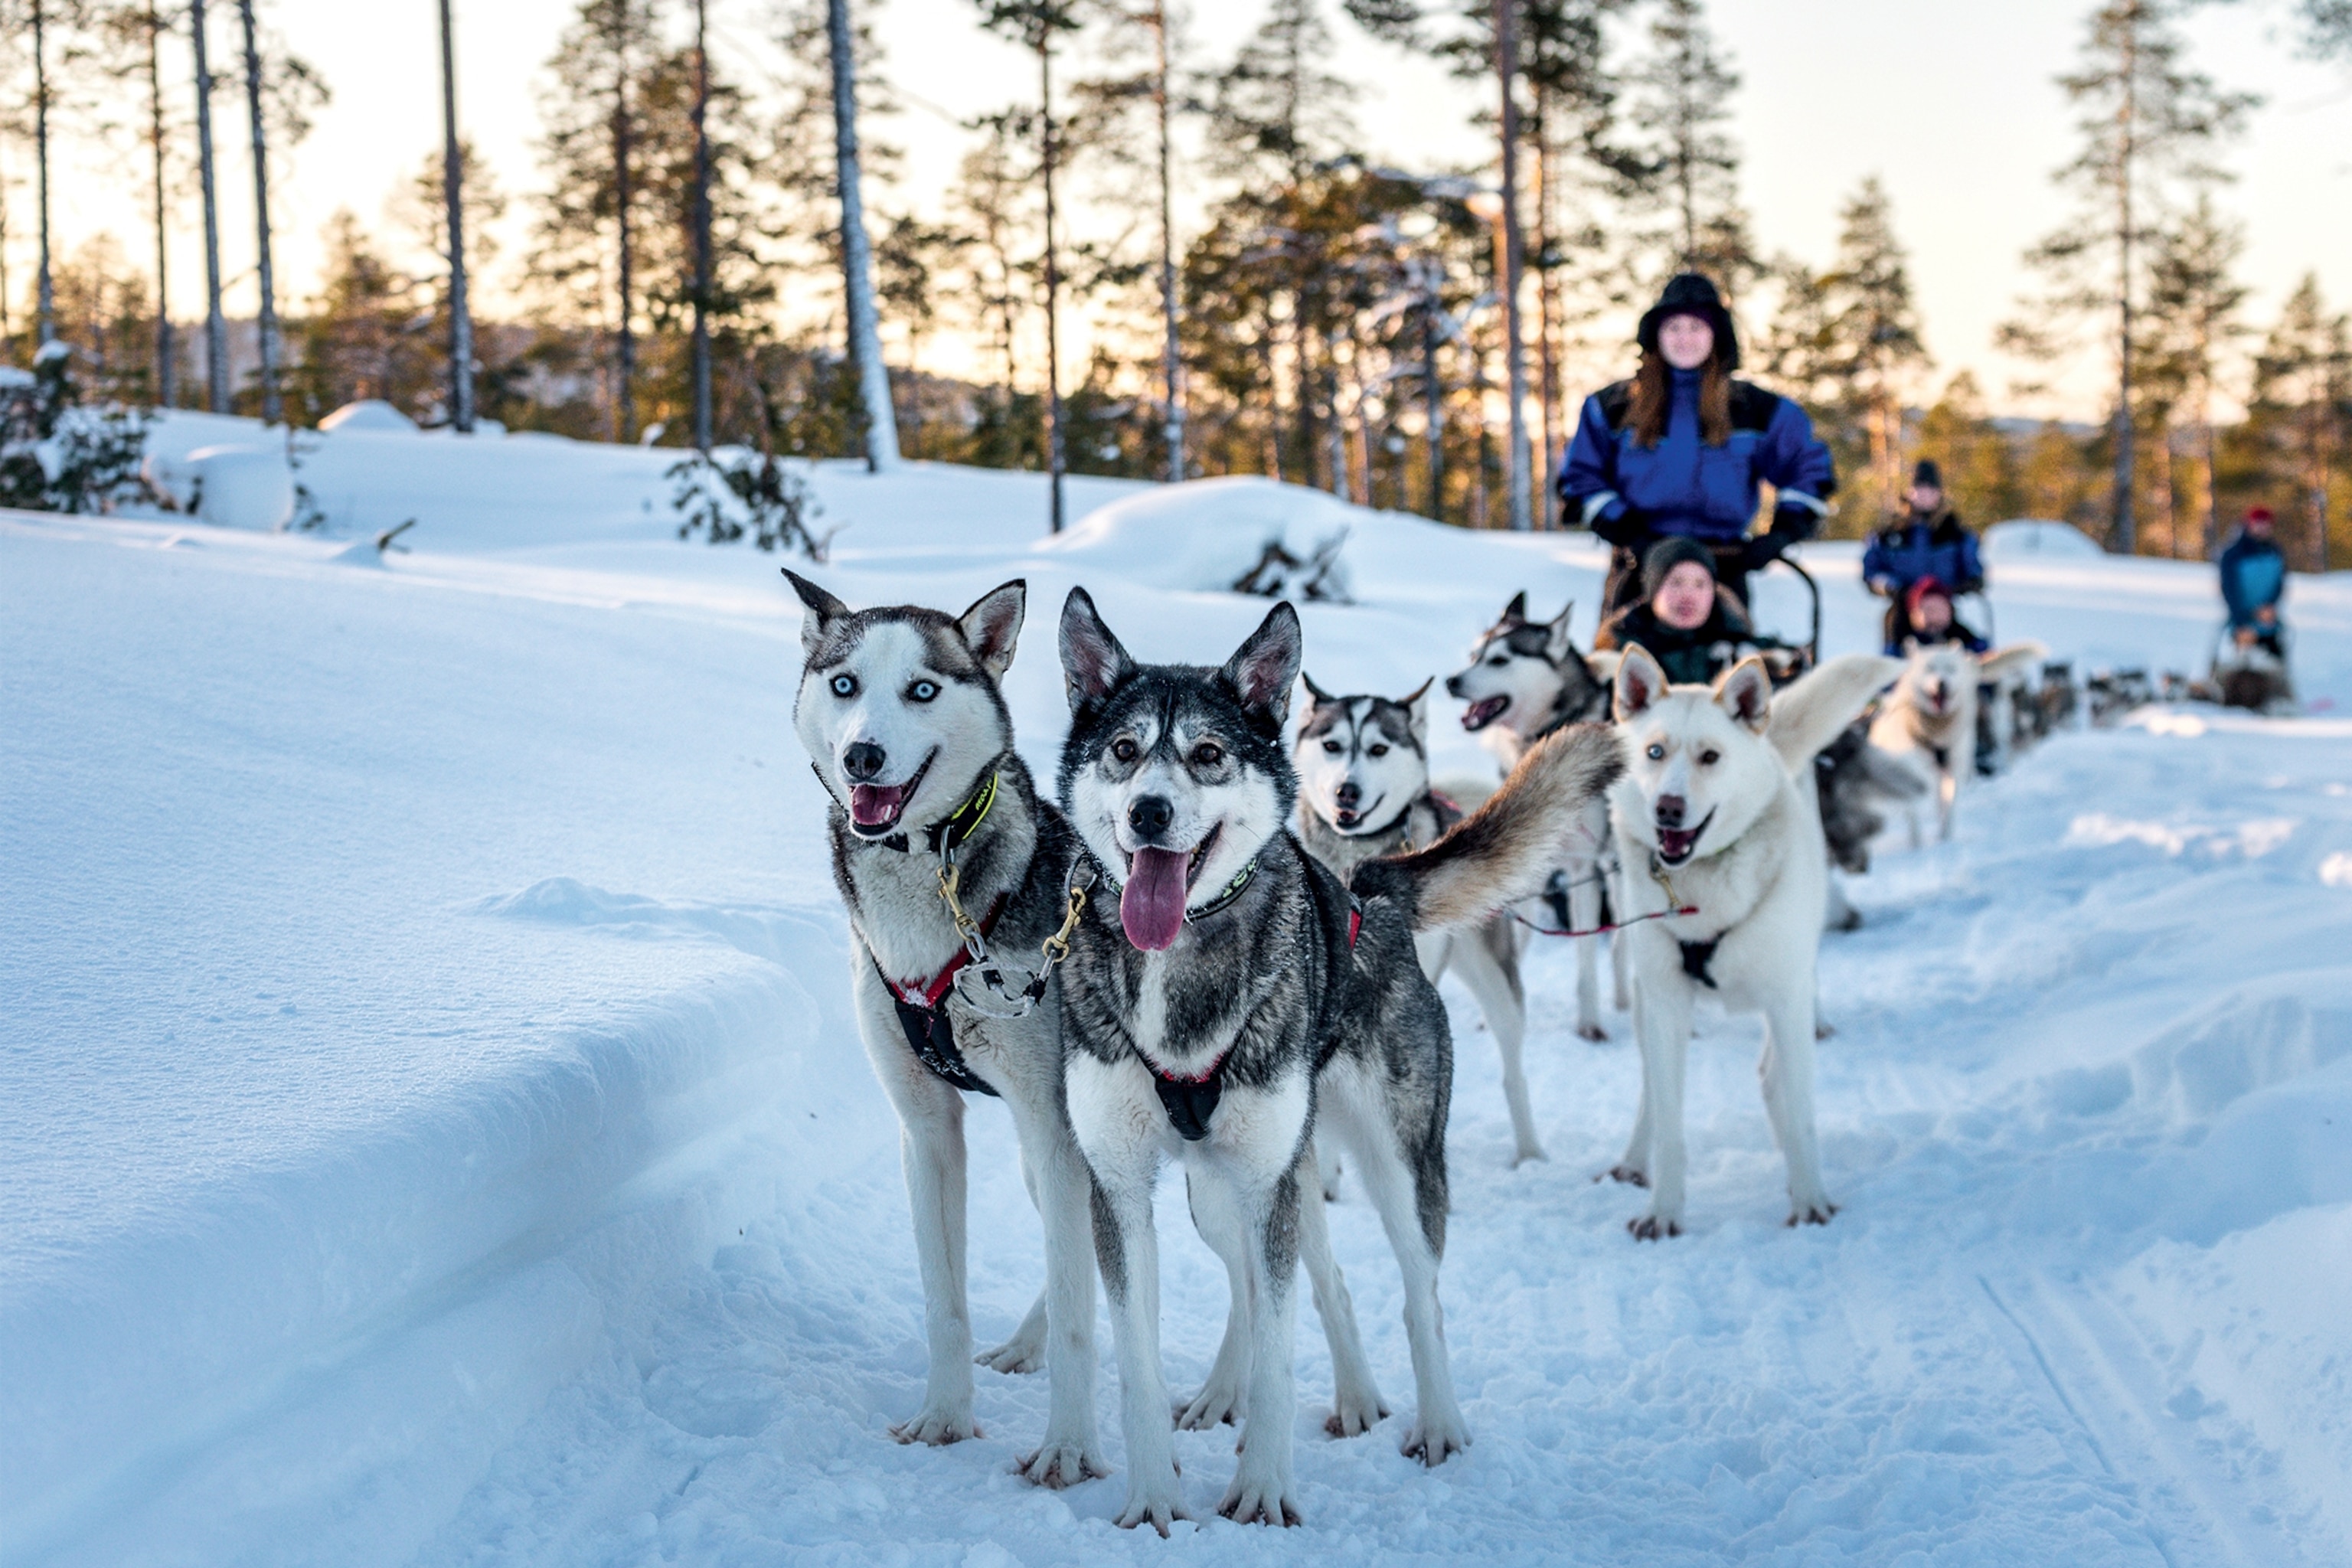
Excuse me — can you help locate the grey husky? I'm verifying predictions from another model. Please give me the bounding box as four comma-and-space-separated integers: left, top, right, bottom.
784, 571, 1102, 1488
1293, 676, 1542, 1165
1053, 589, 1622, 1530
1445, 593, 1627, 1039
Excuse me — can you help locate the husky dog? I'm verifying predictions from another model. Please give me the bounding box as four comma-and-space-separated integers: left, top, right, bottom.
1054, 590, 1620, 1530
1811, 720, 1929, 931
1606, 649, 1903, 1236
1292, 677, 1542, 1164
1870, 642, 2047, 843
1444, 593, 1625, 1039
784, 572, 1102, 1488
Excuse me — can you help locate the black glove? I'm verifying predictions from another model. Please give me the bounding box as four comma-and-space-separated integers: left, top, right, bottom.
1591, 505, 1649, 548
1768, 505, 1818, 545
1740, 533, 1787, 572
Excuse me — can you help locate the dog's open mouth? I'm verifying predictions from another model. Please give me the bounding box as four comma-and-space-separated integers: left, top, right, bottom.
1119, 824, 1221, 952
846, 752, 933, 838
1461, 695, 1511, 732
1332, 794, 1384, 832
1655, 810, 1714, 867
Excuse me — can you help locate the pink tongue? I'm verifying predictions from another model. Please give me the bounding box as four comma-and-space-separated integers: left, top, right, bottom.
850, 782, 906, 827
1120, 847, 1191, 951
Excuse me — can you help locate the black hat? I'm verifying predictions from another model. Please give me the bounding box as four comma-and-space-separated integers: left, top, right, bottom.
1642, 534, 1718, 601
1912, 459, 1943, 490
1637, 273, 1740, 370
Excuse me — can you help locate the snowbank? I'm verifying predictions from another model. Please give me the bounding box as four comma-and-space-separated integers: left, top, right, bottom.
1985, 518, 2105, 560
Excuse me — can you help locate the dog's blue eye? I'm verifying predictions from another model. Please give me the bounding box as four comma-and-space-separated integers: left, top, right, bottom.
1646, 743, 1665, 760
831, 674, 858, 697
1323, 740, 1342, 754
908, 680, 939, 703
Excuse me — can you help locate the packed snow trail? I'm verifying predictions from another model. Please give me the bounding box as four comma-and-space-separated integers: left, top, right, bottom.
3, 430, 2347, 1566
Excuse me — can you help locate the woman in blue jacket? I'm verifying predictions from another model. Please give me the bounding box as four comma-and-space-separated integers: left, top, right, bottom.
1560, 273, 1837, 635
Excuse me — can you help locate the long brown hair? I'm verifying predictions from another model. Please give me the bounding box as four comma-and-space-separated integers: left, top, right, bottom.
1628, 348, 1731, 449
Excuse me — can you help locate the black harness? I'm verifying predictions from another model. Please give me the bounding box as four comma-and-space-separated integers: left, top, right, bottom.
866, 769, 1008, 1096
1679, 937, 1721, 989
1147, 888, 1363, 1142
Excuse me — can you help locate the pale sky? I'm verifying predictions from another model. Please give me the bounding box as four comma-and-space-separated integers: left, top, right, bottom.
20, 0, 2352, 421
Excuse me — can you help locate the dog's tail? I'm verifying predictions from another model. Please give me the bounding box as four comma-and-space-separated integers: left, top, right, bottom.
1355, 724, 1623, 934
1981, 639, 2050, 682
1768, 654, 1906, 773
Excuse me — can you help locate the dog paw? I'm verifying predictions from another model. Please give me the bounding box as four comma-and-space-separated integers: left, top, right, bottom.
1786, 1202, 1839, 1227
1217, 1468, 1302, 1526
890, 1405, 981, 1446
975, 1334, 1045, 1376
1323, 1384, 1390, 1439
1174, 1380, 1244, 1430
1627, 1214, 1682, 1241
1018, 1438, 1109, 1490
1576, 1023, 1609, 1043
1114, 1482, 1191, 1536
1400, 1410, 1470, 1466
1598, 1165, 1649, 1188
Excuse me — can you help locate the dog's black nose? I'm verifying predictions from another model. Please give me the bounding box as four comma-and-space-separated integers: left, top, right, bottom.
1335, 780, 1361, 808
1655, 792, 1686, 828
1443, 675, 1466, 697
1128, 795, 1174, 840
843, 740, 887, 782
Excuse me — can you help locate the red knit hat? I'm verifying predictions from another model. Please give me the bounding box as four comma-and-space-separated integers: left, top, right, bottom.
1905, 576, 1952, 619
2246, 506, 2275, 525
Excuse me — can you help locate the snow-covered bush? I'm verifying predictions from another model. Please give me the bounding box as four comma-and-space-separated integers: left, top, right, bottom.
0, 343, 153, 515
668, 447, 829, 557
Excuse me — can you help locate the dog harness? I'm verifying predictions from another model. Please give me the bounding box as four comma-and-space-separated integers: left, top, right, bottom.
1677, 937, 1721, 989
879, 893, 1008, 1096
1147, 889, 1363, 1142
864, 767, 1001, 856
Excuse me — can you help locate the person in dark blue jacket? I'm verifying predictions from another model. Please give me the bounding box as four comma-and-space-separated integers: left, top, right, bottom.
1866, 460, 1987, 652
1561, 273, 1836, 631
2218, 505, 2286, 653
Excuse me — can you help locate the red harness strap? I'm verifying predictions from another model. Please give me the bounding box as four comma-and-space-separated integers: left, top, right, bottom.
888, 893, 1008, 1008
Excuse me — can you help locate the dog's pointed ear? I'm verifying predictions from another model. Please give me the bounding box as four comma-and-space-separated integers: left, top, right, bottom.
1714, 655, 1772, 733
956, 579, 1026, 681
1058, 587, 1134, 710
1501, 590, 1529, 626
783, 568, 851, 660
1220, 600, 1304, 731
1544, 600, 1576, 662
1300, 671, 1337, 708
1401, 677, 1433, 743
1614, 643, 1668, 720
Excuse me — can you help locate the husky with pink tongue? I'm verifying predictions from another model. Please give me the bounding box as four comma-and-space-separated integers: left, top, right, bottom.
784, 571, 1104, 1492
1052, 588, 1624, 1534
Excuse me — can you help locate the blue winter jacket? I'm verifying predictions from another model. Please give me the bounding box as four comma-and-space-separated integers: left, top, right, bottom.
2218, 530, 2285, 629
1862, 510, 1985, 597
1558, 369, 1836, 545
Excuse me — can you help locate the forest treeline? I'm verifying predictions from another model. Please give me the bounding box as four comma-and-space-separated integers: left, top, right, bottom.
3, 0, 2347, 564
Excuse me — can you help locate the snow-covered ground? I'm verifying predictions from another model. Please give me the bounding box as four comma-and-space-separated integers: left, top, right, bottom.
4, 415, 2349, 1567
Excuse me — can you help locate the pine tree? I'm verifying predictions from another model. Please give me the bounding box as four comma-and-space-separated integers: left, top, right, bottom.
2247, 276, 2350, 571
534, 0, 660, 443
435, 0, 474, 431
1616, 0, 1749, 292
1999, 0, 2254, 554
1914, 372, 2025, 529
1823, 177, 1929, 520
2138, 193, 2247, 557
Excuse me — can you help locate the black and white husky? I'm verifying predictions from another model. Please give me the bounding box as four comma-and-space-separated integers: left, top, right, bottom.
784, 571, 1103, 1488
1052, 590, 1622, 1530
1292, 677, 1542, 1165
1445, 593, 1626, 1039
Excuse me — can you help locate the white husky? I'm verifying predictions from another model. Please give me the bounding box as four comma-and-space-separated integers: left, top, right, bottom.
1606, 648, 1903, 1237
1870, 642, 2047, 843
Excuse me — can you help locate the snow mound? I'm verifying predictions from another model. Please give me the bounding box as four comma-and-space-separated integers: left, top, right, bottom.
1985, 518, 2105, 560
318, 400, 420, 434
1043, 475, 1366, 595
182, 444, 295, 531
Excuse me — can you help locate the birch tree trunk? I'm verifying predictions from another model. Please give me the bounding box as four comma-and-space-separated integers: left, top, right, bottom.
191, 0, 229, 411
438, 0, 475, 431
827, 0, 901, 470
